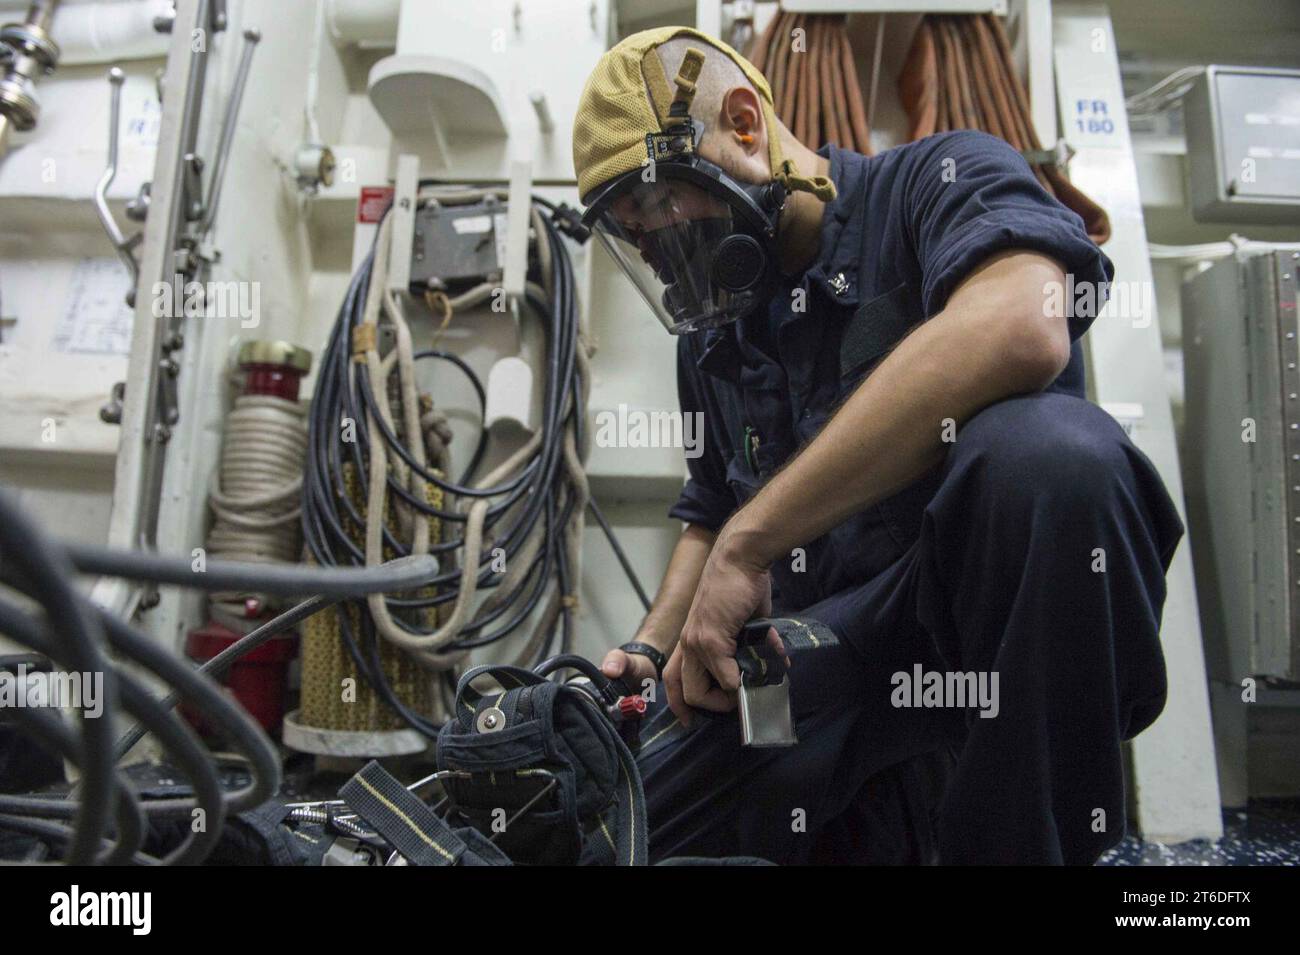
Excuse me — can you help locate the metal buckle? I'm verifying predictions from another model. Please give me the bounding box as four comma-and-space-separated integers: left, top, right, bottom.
644, 119, 703, 164
738, 675, 797, 748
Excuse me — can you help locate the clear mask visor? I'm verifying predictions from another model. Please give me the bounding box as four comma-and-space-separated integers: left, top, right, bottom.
588, 175, 770, 335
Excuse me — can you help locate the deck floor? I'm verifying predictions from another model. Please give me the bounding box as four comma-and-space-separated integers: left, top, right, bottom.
1101, 801, 1300, 865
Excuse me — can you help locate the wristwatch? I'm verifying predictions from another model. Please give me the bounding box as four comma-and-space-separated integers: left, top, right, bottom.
618, 641, 667, 682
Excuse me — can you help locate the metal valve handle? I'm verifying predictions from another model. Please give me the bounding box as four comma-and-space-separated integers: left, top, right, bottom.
93, 67, 143, 307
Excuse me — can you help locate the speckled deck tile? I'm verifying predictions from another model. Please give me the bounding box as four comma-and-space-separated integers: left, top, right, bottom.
1100, 801, 1300, 865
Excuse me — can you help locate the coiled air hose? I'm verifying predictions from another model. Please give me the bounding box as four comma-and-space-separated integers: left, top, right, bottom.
0, 492, 116, 865
205, 390, 309, 616
749, 11, 874, 154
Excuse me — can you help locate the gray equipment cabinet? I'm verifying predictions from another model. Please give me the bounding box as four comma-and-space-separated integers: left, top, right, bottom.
1184, 67, 1300, 225
1183, 249, 1300, 684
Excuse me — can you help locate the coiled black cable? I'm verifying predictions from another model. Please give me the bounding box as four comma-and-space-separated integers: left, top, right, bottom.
0, 492, 116, 865
0, 501, 438, 864
298, 198, 591, 733
0, 600, 224, 865
0, 700, 149, 865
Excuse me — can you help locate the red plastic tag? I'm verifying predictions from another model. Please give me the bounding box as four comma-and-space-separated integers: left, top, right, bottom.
357, 186, 395, 224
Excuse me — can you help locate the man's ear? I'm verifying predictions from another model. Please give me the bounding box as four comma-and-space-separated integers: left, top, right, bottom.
720, 86, 764, 156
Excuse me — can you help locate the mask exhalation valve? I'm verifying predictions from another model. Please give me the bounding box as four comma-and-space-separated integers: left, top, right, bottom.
711, 233, 766, 293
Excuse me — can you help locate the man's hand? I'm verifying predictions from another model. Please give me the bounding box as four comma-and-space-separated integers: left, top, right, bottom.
601, 523, 717, 710
665, 531, 781, 725
599, 645, 660, 697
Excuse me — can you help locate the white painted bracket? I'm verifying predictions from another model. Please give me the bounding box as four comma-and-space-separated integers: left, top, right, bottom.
503, 159, 532, 305
367, 54, 508, 140
387, 154, 419, 294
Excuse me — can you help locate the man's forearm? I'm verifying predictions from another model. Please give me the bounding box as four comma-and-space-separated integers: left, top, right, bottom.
633, 523, 717, 652
724, 251, 1071, 568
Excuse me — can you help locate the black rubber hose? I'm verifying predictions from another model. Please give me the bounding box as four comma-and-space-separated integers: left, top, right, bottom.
61, 547, 438, 599
111, 594, 330, 762
0, 599, 225, 864
0, 704, 149, 865
0, 814, 154, 865
533, 653, 617, 705
0, 492, 116, 865
587, 499, 652, 612
94, 611, 280, 815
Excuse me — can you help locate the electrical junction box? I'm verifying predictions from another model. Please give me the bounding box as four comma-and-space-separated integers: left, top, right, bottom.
409, 197, 509, 294
1184, 66, 1300, 224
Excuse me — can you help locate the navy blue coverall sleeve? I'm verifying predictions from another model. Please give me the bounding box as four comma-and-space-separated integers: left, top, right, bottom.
899, 130, 1113, 339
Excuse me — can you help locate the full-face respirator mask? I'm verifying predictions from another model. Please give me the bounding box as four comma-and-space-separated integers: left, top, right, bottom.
581, 118, 788, 335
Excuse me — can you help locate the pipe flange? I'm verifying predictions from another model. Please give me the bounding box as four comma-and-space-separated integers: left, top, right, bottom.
237, 339, 313, 374
0, 75, 38, 130
0, 23, 59, 70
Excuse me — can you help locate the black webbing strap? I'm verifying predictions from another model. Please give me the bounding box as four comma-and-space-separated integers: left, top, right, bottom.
339, 761, 469, 866
605, 709, 648, 866
737, 616, 839, 687
760, 615, 838, 651
452, 663, 539, 725
839, 282, 919, 379
439, 665, 650, 866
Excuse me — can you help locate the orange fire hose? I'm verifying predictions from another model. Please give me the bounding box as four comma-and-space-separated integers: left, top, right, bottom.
748, 11, 873, 155
900, 13, 1111, 244
745, 8, 1106, 243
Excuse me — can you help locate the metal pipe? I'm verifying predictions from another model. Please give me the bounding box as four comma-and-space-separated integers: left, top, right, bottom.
92, 67, 142, 304
199, 27, 259, 235
25, 0, 53, 31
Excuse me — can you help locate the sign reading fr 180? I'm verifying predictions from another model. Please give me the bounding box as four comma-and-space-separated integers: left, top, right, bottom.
1074, 98, 1116, 137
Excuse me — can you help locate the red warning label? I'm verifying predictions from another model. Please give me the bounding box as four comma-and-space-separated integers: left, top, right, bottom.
357, 186, 395, 224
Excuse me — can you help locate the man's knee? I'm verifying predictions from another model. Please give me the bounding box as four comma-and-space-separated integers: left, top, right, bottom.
949, 392, 1132, 511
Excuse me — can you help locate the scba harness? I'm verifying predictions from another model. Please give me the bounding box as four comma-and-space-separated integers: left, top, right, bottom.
432, 663, 647, 866
235, 616, 839, 866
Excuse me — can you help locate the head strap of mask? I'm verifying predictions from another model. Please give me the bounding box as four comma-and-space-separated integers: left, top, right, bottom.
643, 48, 707, 167
642, 44, 836, 204
639, 48, 787, 248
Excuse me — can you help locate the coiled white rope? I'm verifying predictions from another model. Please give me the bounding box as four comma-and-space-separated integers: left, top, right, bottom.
207, 393, 308, 616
